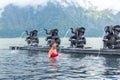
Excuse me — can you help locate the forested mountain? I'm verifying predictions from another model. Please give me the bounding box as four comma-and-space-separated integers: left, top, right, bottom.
0, 2, 120, 37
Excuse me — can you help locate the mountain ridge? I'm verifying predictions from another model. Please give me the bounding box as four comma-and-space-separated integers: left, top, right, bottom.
0, 2, 120, 37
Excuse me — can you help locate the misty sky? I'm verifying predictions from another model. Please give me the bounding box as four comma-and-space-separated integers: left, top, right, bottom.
0, 0, 120, 13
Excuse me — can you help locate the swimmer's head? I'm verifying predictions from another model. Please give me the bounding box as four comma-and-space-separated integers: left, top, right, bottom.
50, 42, 57, 48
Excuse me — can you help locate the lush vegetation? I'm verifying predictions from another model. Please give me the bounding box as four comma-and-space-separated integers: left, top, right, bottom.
0, 3, 120, 37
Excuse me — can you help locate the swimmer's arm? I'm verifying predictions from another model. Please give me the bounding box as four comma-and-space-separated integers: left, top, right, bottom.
48, 50, 52, 58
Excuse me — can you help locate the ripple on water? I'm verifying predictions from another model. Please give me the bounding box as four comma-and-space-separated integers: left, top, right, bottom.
0, 50, 120, 80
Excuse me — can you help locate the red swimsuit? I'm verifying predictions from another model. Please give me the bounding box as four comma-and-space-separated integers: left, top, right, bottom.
50, 52, 59, 58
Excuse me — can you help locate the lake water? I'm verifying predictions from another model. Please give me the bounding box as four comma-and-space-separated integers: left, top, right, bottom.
0, 38, 120, 80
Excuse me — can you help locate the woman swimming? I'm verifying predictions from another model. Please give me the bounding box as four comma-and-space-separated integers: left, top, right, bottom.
48, 42, 59, 58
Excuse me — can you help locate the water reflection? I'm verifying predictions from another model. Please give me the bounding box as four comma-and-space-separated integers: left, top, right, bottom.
68, 53, 120, 80
103, 56, 120, 80
48, 58, 58, 73
0, 50, 120, 80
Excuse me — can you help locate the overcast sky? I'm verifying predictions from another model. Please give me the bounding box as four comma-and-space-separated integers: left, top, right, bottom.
0, 0, 120, 13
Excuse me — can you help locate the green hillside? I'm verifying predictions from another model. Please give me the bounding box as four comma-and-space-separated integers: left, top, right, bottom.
0, 3, 119, 37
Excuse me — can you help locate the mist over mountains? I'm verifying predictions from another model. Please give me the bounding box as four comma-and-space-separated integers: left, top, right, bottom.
0, 1, 120, 37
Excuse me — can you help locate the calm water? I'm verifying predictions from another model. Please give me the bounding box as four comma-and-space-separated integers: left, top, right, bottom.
0, 38, 120, 80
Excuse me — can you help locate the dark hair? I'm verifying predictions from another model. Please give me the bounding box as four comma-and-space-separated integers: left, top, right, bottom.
50, 42, 56, 47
